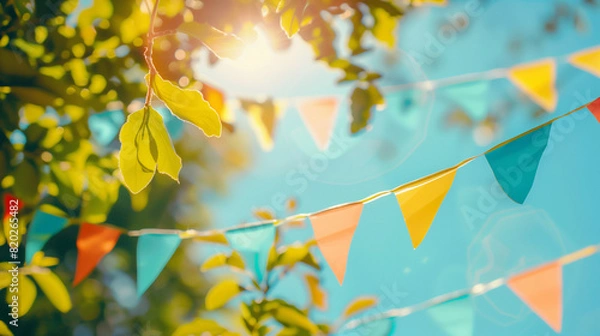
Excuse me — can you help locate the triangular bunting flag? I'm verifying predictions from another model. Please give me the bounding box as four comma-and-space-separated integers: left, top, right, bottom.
395, 167, 457, 249
428, 294, 474, 336
508, 59, 557, 111
507, 262, 563, 332
226, 224, 276, 284
241, 99, 285, 151
25, 210, 69, 264
485, 123, 552, 204
569, 46, 600, 78
309, 203, 363, 285
74, 223, 122, 286
298, 97, 339, 150
442, 81, 490, 121
137, 234, 181, 296
588, 97, 600, 123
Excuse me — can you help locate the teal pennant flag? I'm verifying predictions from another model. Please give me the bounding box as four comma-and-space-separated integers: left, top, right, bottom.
25, 211, 69, 263
485, 124, 552, 204
428, 294, 474, 336
225, 224, 276, 284
442, 81, 490, 121
137, 234, 181, 297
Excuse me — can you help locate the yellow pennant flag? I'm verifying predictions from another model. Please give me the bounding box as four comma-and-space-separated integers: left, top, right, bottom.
241, 99, 285, 151
569, 46, 600, 78
395, 166, 457, 249
508, 59, 557, 112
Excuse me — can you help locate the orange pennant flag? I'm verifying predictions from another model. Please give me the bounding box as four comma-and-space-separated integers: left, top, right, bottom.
74, 223, 122, 286
569, 46, 600, 78
309, 203, 364, 285
507, 262, 563, 333
395, 167, 457, 249
588, 97, 600, 123
298, 98, 339, 150
508, 59, 557, 112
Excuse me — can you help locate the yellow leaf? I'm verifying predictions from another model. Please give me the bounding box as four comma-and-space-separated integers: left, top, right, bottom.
159, 0, 185, 17
371, 8, 397, 48
22, 104, 45, 124
240, 98, 283, 151
173, 318, 238, 336
343, 296, 378, 319
201, 254, 228, 272
273, 306, 319, 334
31, 252, 59, 267
147, 107, 181, 181
68, 59, 89, 87
177, 22, 244, 59
151, 74, 222, 137
130, 185, 150, 212
118, 108, 156, 194
227, 251, 245, 269
31, 271, 72, 313
277, 245, 309, 267
280, 7, 301, 38
305, 274, 327, 310
193, 231, 228, 245
0, 320, 13, 336
0, 272, 10, 289
205, 280, 242, 310
253, 207, 275, 220
39, 66, 66, 80
5, 276, 36, 316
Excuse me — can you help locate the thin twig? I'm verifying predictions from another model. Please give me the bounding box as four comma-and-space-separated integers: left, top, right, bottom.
143, 0, 160, 108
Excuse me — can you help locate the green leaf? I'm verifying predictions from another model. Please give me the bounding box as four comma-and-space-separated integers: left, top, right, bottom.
177, 22, 244, 59
118, 108, 156, 194
31, 271, 72, 313
13, 159, 40, 203
350, 84, 384, 134
172, 318, 238, 336
151, 74, 222, 137
343, 296, 378, 319
147, 106, 182, 181
205, 279, 243, 310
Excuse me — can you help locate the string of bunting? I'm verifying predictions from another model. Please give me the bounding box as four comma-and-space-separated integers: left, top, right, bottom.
11, 97, 600, 299
244, 45, 600, 151
341, 244, 600, 334
91, 46, 600, 151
